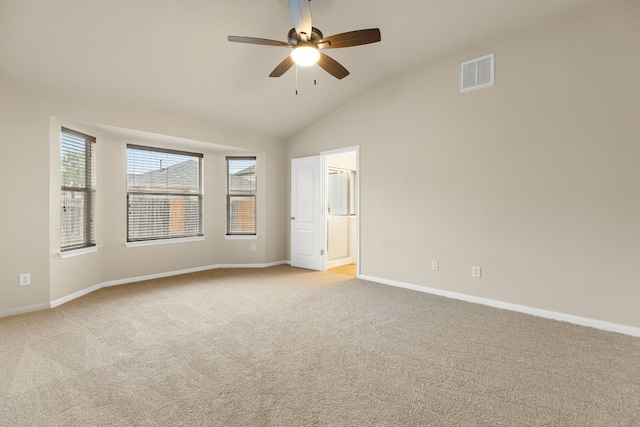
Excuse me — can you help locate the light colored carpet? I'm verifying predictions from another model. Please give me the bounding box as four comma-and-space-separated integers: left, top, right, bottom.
1, 265, 639, 426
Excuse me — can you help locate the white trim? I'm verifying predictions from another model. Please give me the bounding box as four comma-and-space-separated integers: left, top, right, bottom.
320, 146, 360, 157
14, 261, 638, 338
32, 261, 291, 315
101, 261, 290, 288
269, 260, 290, 267
59, 245, 100, 259
50, 282, 105, 308
327, 258, 353, 269
101, 265, 219, 288
0, 303, 51, 319
224, 235, 258, 240
124, 236, 205, 248
215, 261, 290, 269
2, 261, 290, 318
359, 274, 640, 338
7, 264, 638, 338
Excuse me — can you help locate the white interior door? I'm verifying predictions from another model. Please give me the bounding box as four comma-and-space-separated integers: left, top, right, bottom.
291, 155, 324, 270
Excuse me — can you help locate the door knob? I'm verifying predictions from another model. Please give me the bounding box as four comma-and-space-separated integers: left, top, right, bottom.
290, 216, 295, 220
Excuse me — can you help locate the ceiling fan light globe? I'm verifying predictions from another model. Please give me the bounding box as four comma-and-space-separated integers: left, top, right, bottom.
291, 45, 320, 67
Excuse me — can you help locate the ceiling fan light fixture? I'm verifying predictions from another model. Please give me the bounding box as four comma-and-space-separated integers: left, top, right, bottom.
290, 43, 320, 67
227, 0, 381, 80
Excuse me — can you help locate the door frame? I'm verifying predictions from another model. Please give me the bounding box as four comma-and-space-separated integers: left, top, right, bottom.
321, 146, 360, 277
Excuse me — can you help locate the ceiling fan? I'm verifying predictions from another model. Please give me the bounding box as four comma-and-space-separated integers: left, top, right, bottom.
227, 0, 381, 80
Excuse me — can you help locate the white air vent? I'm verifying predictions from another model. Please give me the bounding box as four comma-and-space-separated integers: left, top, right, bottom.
460, 53, 495, 93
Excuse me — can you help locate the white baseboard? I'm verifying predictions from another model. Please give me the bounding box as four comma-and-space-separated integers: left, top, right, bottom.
50, 282, 105, 309
216, 260, 291, 269
100, 261, 289, 288
3, 261, 291, 318
101, 265, 220, 289
0, 303, 52, 319
327, 258, 353, 269
359, 274, 640, 338
10, 263, 638, 339
100, 261, 291, 289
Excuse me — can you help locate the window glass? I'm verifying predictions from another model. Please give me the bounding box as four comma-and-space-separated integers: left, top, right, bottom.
328, 168, 355, 216
127, 145, 203, 241
227, 157, 256, 235
61, 128, 96, 251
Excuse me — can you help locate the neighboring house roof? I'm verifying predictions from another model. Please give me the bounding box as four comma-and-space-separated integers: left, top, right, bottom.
128, 160, 255, 194
128, 159, 199, 192
229, 167, 255, 194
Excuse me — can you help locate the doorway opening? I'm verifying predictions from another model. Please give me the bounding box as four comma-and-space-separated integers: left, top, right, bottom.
324, 148, 358, 277
289, 147, 359, 276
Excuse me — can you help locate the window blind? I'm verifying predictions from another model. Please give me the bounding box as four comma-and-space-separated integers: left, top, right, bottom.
61, 128, 96, 251
127, 144, 203, 241
226, 157, 256, 235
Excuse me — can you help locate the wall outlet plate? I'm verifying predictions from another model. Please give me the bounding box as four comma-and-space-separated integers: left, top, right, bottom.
472, 266, 481, 278
19, 273, 31, 286
432, 261, 439, 271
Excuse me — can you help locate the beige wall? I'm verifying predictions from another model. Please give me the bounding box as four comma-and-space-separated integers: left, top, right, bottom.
0, 81, 286, 315
287, 0, 640, 328
2, 0, 638, 330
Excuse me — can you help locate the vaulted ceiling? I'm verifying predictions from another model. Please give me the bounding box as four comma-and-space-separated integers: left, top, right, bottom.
0, 0, 608, 140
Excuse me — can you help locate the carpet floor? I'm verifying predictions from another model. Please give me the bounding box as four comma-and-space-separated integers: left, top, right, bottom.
1, 265, 639, 426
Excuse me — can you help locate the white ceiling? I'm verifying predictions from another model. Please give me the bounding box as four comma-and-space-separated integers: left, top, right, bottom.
0, 0, 608, 140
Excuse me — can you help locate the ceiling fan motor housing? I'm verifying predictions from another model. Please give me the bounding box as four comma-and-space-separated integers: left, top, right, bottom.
287, 27, 324, 45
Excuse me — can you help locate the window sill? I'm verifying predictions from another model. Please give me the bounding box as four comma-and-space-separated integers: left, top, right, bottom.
59, 245, 100, 259
224, 235, 258, 240
125, 236, 205, 248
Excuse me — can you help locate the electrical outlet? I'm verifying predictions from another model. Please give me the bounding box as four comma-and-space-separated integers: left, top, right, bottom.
432, 261, 439, 271
472, 266, 481, 278
250, 244, 256, 252
19, 273, 31, 286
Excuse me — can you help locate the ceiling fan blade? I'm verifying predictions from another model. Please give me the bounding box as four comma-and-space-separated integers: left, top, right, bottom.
318, 28, 381, 49
317, 52, 350, 80
228, 35, 292, 47
269, 56, 295, 77
289, 0, 312, 40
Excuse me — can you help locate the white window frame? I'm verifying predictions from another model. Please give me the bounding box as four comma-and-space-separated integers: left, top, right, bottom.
126, 144, 204, 243
60, 127, 96, 252
226, 156, 257, 236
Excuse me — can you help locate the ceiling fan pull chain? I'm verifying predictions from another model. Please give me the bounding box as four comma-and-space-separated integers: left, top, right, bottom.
295, 64, 299, 95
